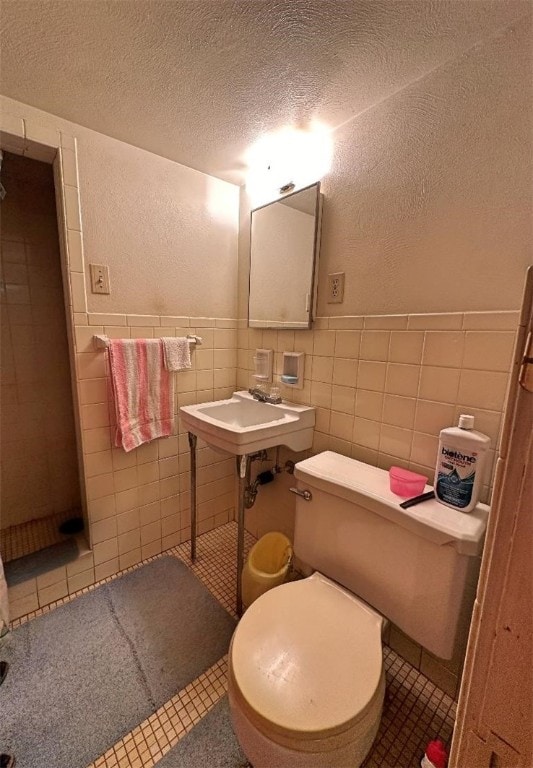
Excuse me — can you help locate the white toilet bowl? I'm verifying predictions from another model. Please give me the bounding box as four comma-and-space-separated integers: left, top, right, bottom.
228, 572, 385, 768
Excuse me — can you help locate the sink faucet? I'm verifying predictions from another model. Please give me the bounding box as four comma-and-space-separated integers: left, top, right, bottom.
248, 386, 283, 405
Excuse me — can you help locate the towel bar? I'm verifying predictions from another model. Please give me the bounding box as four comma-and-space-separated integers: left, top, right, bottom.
93, 333, 203, 349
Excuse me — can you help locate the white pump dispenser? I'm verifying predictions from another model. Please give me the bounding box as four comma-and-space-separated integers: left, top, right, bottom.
434, 414, 490, 513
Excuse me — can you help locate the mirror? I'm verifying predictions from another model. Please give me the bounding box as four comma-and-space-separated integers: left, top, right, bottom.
248, 182, 322, 329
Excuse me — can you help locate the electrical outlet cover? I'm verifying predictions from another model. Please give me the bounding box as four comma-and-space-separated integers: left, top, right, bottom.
327, 272, 345, 303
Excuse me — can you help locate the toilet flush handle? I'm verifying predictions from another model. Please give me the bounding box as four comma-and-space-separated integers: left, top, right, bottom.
289, 487, 313, 501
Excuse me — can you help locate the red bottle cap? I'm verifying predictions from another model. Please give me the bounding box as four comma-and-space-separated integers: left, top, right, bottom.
426, 739, 448, 768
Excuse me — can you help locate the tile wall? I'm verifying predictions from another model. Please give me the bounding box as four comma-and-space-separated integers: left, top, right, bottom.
236, 309, 518, 696
8, 313, 239, 620
0, 153, 81, 529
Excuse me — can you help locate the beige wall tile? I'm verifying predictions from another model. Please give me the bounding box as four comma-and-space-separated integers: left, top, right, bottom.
91, 516, 117, 544
141, 520, 161, 545
76, 352, 106, 380
126, 314, 161, 327
331, 385, 355, 415
135, 441, 159, 464
311, 355, 334, 383
9, 593, 39, 621
86, 472, 114, 501
452, 405, 501, 444
38, 580, 69, 607
385, 363, 420, 398
360, 331, 390, 361
414, 400, 455, 436
408, 313, 463, 330
423, 331, 465, 368
81, 402, 110, 429
140, 501, 160, 526
314, 407, 330, 433
334, 330, 361, 359
117, 507, 140, 534
88, 494, 116, 522
382, 395, 416, 429
364, 315, 408, 330
137, 461, 159, 486
112, 447, 137, 471
389, 331, 424, 365
462, 311, 519, 330
142, 539, 162, 559
84, 449, 113, 478
36, 565, 67, 590
410, 432, 439, 469
118, 528, 140, 555
94, 558, 119, 581
115, 487, 139, 513
313, 330, 336, 356
330, 411, 354, 441
357, 361, 386, 392
130, 326, 154, 339
458, 369, 509, 411
355, 389, 383, 421
310, 380, 332, 408
353, 417, 381, 450
79, 378, 108, 405
114, 466, 138, 493
89, 313, 127, 326
119, 548, 142, 570
66, 229, 84, 272
82, 426, 112, 454
67, 568, 95, 593
327, 316, 364, 330
379, 424, 412, 460
463, 331, 515, 372
418, 366, 460, 403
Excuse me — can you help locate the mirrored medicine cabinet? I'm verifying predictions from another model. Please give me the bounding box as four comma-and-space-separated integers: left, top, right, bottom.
248, 182, 323, 329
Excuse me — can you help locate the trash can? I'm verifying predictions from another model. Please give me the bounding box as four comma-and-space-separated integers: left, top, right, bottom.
242, 531, 293, 609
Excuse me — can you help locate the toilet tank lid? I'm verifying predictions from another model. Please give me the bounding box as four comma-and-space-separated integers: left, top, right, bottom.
294, 452, 488, 556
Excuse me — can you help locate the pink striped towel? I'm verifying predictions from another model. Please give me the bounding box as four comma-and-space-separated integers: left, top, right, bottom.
108, 339, 175, 452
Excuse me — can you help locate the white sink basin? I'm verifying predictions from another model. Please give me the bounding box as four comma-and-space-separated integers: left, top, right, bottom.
180, 391, 315, 455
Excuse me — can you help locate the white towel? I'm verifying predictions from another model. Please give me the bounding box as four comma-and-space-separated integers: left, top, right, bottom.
162, 337, 191, 371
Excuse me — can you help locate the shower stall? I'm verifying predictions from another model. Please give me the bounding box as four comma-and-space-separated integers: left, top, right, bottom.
0, 151, 83, 583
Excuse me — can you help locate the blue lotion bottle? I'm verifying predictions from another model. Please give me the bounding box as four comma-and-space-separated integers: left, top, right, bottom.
434, 414, 491, 513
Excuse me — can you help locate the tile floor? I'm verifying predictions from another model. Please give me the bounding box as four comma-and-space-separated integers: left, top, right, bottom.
0, 508, 79, 563
10, 521, 456, 767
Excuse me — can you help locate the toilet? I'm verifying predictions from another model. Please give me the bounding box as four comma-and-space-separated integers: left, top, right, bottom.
228, 451, 489, 768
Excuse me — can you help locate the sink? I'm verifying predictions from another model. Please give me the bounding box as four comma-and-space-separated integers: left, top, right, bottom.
180, 391, 315, 455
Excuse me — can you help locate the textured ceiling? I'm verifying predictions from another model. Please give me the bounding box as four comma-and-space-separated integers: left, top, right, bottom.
0, 0, 528, 183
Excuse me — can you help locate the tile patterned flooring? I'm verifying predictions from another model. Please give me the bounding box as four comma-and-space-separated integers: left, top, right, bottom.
0, 508, 79, 563
10, 521, 456, 767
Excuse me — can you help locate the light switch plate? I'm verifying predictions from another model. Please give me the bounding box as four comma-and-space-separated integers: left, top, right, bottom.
327, 272, 345, 303
90, 264, 110, 294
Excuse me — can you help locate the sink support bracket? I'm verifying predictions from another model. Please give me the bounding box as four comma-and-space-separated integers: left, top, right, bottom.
236, 453, 252, 617
188, 432, 198, 563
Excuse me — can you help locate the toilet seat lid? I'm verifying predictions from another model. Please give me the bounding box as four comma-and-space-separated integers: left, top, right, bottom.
231, 572, 384, 740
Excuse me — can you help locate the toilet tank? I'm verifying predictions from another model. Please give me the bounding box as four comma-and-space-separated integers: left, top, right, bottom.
293, 452, 489, 659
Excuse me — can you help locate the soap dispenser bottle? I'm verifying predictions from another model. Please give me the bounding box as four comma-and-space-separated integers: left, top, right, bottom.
434, 414, 490, 513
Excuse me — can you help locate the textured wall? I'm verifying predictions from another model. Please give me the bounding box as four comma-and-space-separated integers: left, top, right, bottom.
1, 153, 81, 528
316, 18, 532, 316
239, 17, 532, 318
0, 1, 528, 184
0, 96, 240, 318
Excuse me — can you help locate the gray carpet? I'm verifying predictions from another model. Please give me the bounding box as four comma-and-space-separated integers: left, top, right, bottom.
157, 696, 248, 768
5, 538, 79, 586
1, 555, 236, 768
